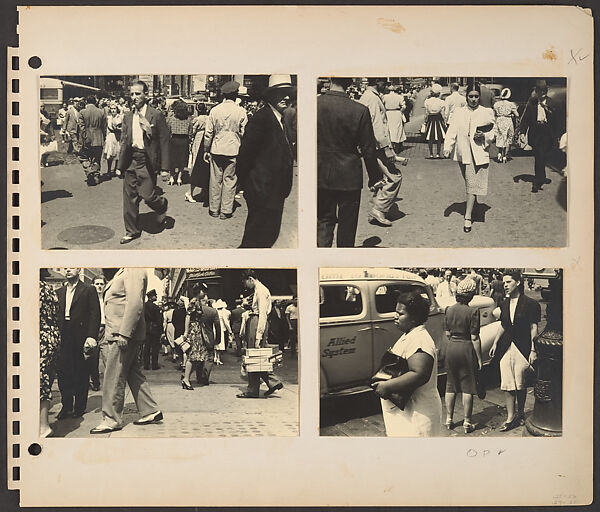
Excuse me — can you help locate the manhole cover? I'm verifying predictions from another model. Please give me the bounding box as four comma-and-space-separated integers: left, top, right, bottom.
57, 225, 115, 245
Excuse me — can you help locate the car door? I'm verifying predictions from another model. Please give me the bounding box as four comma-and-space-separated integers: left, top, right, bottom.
369, 280, 403, 368
319, 282, 373, 392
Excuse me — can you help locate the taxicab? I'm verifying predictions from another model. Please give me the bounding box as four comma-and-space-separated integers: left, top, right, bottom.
319, 268, 500, 398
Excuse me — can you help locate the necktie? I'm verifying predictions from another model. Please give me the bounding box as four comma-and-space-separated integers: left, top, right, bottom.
137, 109, 152, 137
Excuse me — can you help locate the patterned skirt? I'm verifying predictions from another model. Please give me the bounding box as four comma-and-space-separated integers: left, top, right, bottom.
425, 113, 446, 142
459, 162, 489, 197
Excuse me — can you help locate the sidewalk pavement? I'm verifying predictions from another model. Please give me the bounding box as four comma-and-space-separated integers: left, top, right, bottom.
48, 349, 299, 438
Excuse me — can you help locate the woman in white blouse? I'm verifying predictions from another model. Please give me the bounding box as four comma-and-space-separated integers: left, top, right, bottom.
443, 83, 496, 233
423, 83, 447, 159
372, 290, 442, 437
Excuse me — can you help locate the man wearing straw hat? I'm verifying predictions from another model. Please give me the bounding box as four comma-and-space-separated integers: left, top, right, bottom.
237, 75, 296, 248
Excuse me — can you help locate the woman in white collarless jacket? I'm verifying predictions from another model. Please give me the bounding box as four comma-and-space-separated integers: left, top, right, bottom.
444, 83, 496, 233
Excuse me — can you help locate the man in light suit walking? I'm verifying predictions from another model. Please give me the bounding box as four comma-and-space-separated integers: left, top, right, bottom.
78, 95, 107, 185
117, 81, 170, 245
90, 268, 163, 434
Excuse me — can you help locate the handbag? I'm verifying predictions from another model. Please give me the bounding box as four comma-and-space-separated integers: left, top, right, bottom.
475, 367, 486, 400
420, 122, 427, 134
370, 349, 411, 410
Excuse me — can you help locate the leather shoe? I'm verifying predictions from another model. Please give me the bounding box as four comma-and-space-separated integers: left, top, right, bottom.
90, 424, 122, 434
56, 408, 72, 420
133, 411, 163, 425
368, 209, 392, 227
120, 233, 141, 244
542, 178, 552, 185
264, 382, 283, 396
236, 392, 262, 399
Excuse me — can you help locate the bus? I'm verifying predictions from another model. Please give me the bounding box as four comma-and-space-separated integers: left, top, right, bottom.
40, 77, 102, 123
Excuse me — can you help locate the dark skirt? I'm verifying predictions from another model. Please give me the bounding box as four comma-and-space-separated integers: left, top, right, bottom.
170, 134, 190, 170
445, 338, 477, 394
190, 146, 210, 188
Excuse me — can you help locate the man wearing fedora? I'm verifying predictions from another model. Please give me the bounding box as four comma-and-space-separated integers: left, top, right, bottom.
116, 80, 170, 245
237, 75, 295, 248
203, 81, 248, 219
519, 79, 559, 193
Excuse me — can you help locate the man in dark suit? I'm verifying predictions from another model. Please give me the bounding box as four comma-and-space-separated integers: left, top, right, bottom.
237, 75, 295, 248
230, 299, 245, 356
78, 95, 107, 185
63, 99, 81, 155
117, 80, 170, 244
55, 268, 101, 419
143, 289, 163, 370
490, 269, 541, 432
519, 80, 559, 193
317, 77, 382, 247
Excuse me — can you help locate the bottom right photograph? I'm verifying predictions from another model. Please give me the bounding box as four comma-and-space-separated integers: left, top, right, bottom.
319, 267, 563, 438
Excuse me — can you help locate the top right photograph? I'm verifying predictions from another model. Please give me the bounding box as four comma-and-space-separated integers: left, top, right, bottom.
317, 77, 567, 248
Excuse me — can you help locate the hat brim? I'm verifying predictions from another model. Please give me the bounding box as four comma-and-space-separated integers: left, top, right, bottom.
265, 85, 296, 97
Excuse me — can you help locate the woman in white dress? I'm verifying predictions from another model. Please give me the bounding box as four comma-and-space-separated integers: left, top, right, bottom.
372, 289, 442, 437
213, 299, 232, 365
443, 82, 496, 233
104, 104, 123, 177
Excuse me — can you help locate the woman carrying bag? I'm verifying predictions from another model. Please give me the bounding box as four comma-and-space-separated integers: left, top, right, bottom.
371, 289, 442, 437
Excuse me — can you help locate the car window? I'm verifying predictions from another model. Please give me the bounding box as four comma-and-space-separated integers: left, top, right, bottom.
374, 283, 431, 314
320, 285, 363, 318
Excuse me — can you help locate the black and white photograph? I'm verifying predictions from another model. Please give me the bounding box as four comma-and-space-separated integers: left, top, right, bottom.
40, 74, 298, 249
317, 77, 567, 248
319, 267, 563, 438
39, 267, 299, 438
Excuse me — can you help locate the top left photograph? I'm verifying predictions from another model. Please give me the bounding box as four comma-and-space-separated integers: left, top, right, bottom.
39, 74, 298, 249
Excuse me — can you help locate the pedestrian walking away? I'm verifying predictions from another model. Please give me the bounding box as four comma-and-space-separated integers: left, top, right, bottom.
317, 77, 382, 247
359, 78, 407, 228
203, 81, 248, 219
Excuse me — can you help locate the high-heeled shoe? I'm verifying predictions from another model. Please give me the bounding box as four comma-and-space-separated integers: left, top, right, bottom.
463, 421, 475, 434
463, 218, 472, 233
181, 381, 193, 390
444, 418, 453, 430
184, 192, 197, 203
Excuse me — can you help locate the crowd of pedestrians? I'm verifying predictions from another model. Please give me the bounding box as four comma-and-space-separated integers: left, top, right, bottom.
41, 75, 297, 248
39, 268, 299, 435
372, 268, 542, 437
317, 77, 566, 243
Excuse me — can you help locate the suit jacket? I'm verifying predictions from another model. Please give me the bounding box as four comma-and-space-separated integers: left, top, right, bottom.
497, 294, 541, 360
520, 96, 559, 148
237, 105, 293, 210
63, 107, 79, 135
117, 104, 171, 174
144, 300, 163, 336
317, 90, 381, 191
103, 268, 148, 342
56, 280, 101, 346
358, 88, 391, 150
444, 105, 496, 166
78, 104, 107, 147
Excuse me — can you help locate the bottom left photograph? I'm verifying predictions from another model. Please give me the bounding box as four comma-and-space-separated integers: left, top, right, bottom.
38, 267, 299, 438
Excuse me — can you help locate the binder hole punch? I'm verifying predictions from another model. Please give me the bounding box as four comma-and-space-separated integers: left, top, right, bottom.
28, 56, 42, 69
28, 443, 42, 456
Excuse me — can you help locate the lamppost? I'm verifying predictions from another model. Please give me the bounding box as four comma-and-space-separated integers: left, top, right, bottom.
523, 269, 563, 436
